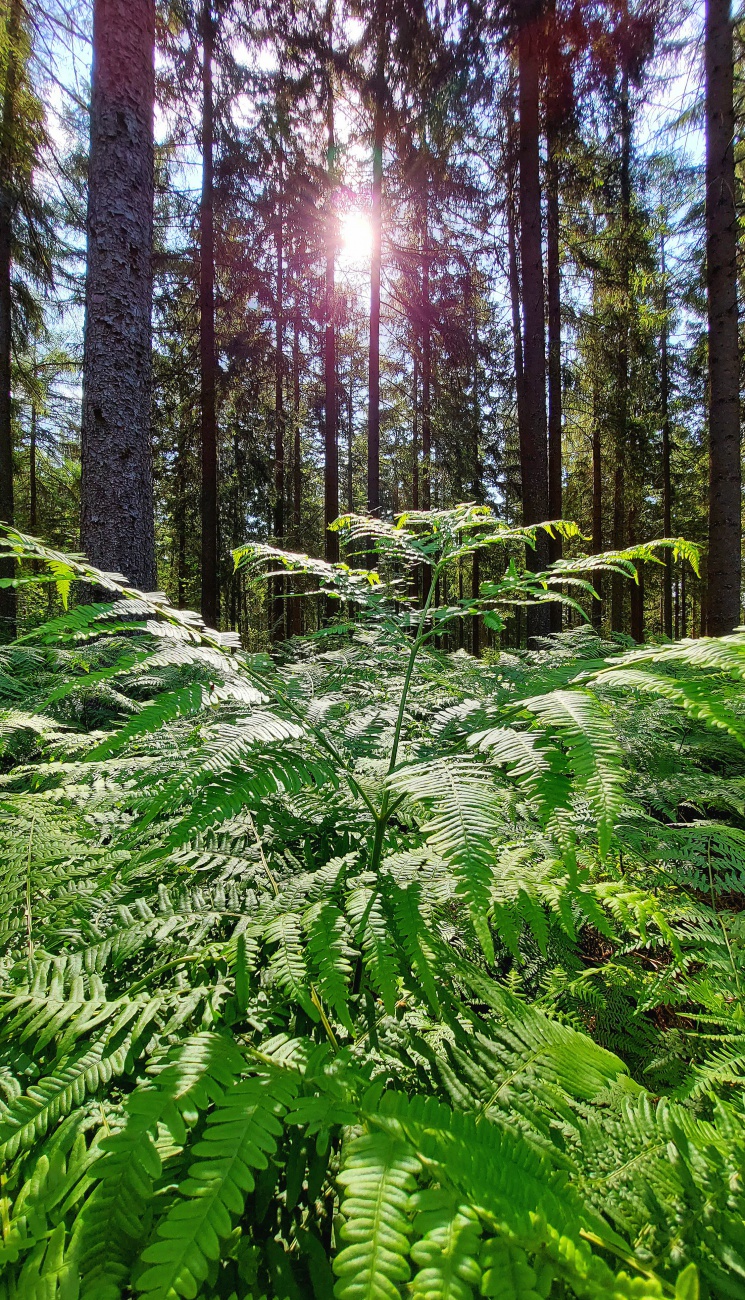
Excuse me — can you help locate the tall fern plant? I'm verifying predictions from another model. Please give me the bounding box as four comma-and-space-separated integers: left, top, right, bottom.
1, 515, 742, 1300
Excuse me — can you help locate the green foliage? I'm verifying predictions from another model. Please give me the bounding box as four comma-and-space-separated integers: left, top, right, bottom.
1, 515, 743, 1299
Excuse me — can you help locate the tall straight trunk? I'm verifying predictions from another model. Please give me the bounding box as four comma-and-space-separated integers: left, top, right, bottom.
506, 167, 526, 447
324, 23, 339, 562
176, 417, 187, 607
81, 0, 156, 589
0, 0, 20, 637
517, 11, 550, 638
272, 157, 285, 639
421, 184, 431, 512
611, 69, 631, 633
347, 362, 354, 510
546, 127, 562, 630
367, 23, 385, 517
291, 303, 302, 636
660, 234, 673, 639
29, 393, 36, 530
411, 353, 419, 510
592, 392, 603, 629
705, 0, 741, 634
199, 0, 218, 627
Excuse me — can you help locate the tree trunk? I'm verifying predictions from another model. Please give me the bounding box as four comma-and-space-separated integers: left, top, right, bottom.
367, 24, 385, 517
517, 10, 549, 639
660, 234, 673, 639
324, 22, 339, 562
81, 0, 156, 589
272, 153, 285, 639
411, 353, 419, 510
611, 69, 630, 633
591, 388, 603, 629
200, 0, 218, 627
506, 156, 526, 453
347, 361, 354, 511
705, 0, 741, 635
29, 392, 36, 531
546, 124, 562, 632
421, 185, 431, 513
291, 301, 302, 636
0, 0, 21, 638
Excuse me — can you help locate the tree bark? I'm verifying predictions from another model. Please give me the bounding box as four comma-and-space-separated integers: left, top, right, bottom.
705, 0, 741, 635
517, 10, 549, 639
506, 156, 526, 454
272, 151, 285, 639
81, 0, 156, 589
660, 234, 673, 639
367, 15, 385, 518
324, 17, 339, 562
0, 0, 21, 638
411, 353, 419, 510
611, 69, 631, 633
546, 125, 562, 632
200, 0, 218, 627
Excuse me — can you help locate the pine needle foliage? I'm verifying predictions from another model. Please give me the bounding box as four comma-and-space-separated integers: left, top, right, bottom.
0, 512, 742, 1298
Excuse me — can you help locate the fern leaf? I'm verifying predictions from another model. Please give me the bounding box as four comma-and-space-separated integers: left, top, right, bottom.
333, 1130, 420, 1300
409, 1188, 482, 1298
137, 1069, 296, 1300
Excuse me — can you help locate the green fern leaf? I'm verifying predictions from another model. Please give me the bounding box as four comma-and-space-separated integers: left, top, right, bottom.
333, 1130, 420, 1300
409, 1188, 482, 1298
137, 1068, 296, 1300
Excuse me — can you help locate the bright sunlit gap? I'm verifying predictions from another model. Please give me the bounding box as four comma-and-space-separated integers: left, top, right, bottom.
339, 207, 373, 267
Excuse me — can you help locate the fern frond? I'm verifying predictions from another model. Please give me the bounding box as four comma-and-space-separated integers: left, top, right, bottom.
333, 1130, 420, 1300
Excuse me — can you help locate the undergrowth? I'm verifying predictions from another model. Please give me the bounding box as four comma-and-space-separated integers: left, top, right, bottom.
0, 508, 741, 1299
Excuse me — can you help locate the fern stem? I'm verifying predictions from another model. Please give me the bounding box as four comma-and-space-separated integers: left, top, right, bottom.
24, 813, 35, 961
388, 562, 441, 776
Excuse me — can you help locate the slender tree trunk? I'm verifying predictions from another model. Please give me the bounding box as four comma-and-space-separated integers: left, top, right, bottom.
272, 156, 285, 640
506, 163, 526, 449
706, 0, 741, 634
592, 392, 603, 630
291, 303, 302, 636
81, 0, 156, 589
421, 186, 431, 513
324, 24, 339, 563
0, 0, 20, 637
367, 20, 385, 517
546, 124, 562, 632
611, 69, 631, 633
660, 234, 673, 639
517, 10, 550, 638
29, 393, 36, 530
411, 353, 419, 510
347, 362, 354, 511
199, 0, 218, 627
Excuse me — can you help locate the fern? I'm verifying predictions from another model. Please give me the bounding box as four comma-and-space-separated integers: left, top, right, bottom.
333, 1130, 420, 1300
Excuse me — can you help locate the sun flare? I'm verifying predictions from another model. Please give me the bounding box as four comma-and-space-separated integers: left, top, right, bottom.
339, 207, 373, 265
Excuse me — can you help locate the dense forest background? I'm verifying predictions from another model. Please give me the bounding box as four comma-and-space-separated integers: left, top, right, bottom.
0, 0, 742, 646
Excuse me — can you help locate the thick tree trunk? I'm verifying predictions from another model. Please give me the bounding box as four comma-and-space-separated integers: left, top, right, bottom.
517, 11, 549, 639
421, 188, 431, 513
506, 163, 526, 450
81, 0, 156, 589
411, 353, 419, 510
660, 235, 673, 639
611, 70, 631, 633
200, 0, 218, 627
546, 128, 562, 632
347, 363, 354, 511
367, 31, 385, 517
291, 303, 302, 636
705, 0, 741, 635
0, 0, 21, 638
324, 28, 339, 562
592, 402, 603, 629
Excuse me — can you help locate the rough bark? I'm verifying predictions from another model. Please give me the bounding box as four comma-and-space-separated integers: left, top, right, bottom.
367, 16, 385, 518
546, 130, 562, 633
705, 0, 741, 634
81, 0, 156, 589
611, 70, 631, 633
0, 0, 21, 638
591, 389, 603, 629
272, 154, 285, 639
324, 21, 339, 562
411, 353, 419, 510
200, 0, 218, 627
517, 11, 549, 639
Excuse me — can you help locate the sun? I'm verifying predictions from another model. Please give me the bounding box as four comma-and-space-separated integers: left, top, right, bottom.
339, 207, 373, 266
